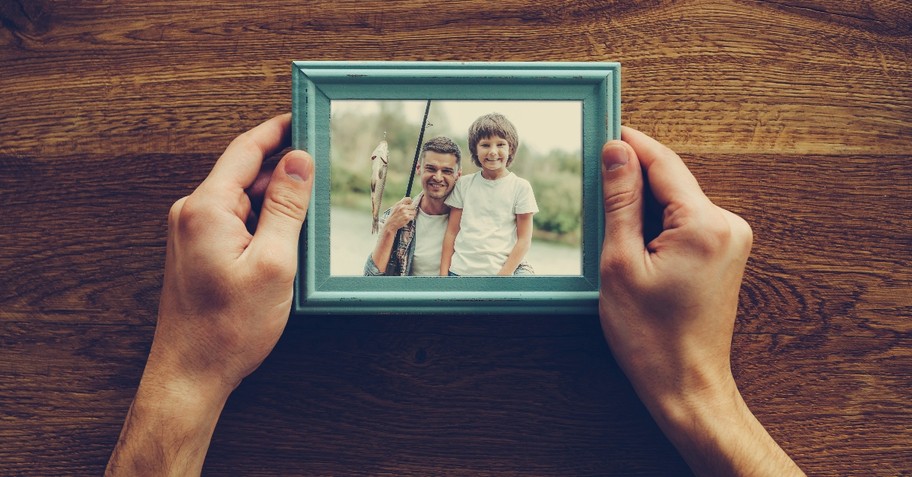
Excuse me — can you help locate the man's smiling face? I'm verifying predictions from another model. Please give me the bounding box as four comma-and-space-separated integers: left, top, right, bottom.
419, 150, 460, 200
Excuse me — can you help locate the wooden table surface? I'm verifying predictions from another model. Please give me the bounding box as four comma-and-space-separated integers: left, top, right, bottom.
2, 1, 910, 475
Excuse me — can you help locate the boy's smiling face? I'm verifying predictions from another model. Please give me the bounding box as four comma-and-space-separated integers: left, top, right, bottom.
476, 135, 510, 179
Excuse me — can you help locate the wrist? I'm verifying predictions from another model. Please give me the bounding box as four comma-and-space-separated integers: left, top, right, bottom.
383, 226, 398, 238
380, 222, 400, 240
650, 372, 743, 441
140, 364, 232, 415
136, 357, 231, 450
142, 341, 237, 409
145, 325, 242, 401
106, 366, 230, 476
645, 375, 804, 476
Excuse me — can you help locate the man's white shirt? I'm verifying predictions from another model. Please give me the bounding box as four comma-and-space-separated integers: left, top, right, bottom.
410, 207, 449, 276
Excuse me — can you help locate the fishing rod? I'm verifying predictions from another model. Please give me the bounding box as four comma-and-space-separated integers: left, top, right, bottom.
405, 99, 432, 198
387, 99, 431, 274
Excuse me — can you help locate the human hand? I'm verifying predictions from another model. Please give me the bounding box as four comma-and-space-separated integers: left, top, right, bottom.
153, 113, 313, 397
599, 125, 751, 424
381, 197, 417, 234
107, 113, 314, 476
598, 126, 803, 476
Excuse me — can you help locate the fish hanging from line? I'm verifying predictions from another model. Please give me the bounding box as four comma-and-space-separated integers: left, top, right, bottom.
370, 139, 389, 234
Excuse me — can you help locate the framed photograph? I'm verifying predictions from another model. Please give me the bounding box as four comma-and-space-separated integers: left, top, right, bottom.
292, 61, 620, 315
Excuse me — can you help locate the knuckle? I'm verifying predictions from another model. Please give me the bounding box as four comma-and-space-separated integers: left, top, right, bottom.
263, 186, 307, 222
689, 208, 749, 256
175, 194, 214, 236
660, 142, 681, 160
229, 130, 260, 157
168, 196, 189, 228
599, 246, 637, 279
255, 251, 297, 281
603, 187, 640, 215
727, 211, 754, 255
600, 253, 623, 278
694, 216, 732, 254
706, 215, 733, 243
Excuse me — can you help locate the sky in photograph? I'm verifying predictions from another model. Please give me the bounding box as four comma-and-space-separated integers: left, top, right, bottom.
332, 100, 582, 154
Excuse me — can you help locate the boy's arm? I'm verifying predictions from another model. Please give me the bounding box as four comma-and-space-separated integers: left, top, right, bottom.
440, 208, 462, 276
106, 368, 229, 476
498, 213, 533, 276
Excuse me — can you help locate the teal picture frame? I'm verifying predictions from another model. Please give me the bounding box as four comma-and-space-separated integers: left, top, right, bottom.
292, 61, 620, 315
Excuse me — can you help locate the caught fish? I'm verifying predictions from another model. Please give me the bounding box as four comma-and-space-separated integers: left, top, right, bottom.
370, 140, 389, 234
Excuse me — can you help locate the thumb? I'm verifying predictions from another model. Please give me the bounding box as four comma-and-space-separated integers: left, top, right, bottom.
248, 150, 314, 271
601, 140, 646, 265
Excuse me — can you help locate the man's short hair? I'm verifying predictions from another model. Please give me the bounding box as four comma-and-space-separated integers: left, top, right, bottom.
467, 113, 519, 168
421, 136, 462, 170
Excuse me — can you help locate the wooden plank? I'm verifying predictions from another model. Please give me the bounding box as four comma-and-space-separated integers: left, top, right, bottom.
2, 0, 910, 474
1, 1, 910, 155
1, 320, 908, 475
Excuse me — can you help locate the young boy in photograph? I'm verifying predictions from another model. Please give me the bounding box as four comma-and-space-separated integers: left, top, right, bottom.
440, 113, 538, 276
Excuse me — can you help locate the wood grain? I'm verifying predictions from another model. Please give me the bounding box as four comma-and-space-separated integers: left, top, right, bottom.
1, 1, 910, 475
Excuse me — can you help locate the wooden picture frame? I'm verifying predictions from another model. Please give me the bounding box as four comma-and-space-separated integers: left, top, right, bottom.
292, 61, 620, 315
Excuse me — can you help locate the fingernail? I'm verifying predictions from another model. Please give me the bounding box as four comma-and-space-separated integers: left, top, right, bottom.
603, 144, 628, 172
284, 153, 311, 182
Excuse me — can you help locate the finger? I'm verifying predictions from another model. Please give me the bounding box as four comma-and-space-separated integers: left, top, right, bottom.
204, 113, 292, 191
242, 167, 273, 234
393, 198, 407, 212
621, 126, 710, 208
245, 150, 314, 278
245, 166, 276, 219
601, 140, 646, 260
717, 205, 754, 259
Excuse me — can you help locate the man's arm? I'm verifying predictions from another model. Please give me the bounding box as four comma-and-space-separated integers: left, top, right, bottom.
106, 366, 229, 476
440, 207, 461, 275
497, 212, 533, 276
367, 197, 416, 274
598, 126, 804, 476
106, 114, 315, 476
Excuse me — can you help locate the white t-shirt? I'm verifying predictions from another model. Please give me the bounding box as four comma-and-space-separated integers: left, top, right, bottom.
410, 207, 449, 276
445, 172, 538, 275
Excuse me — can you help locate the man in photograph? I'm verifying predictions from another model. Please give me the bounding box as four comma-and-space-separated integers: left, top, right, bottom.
363, 136, 464, 276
